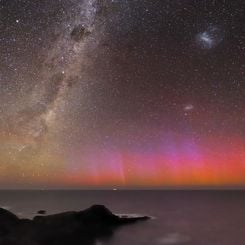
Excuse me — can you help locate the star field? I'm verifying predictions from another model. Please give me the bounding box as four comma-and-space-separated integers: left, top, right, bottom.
0, 0, 244, 189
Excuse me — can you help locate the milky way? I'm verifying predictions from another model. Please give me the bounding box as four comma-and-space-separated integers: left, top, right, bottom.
0, 0, 244, 188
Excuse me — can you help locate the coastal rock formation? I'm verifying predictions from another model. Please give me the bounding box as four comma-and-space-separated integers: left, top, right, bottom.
0, 209, 20, 236
0, 205, 149, 245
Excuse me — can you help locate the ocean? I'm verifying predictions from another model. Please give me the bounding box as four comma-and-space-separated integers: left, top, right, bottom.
0, 190, 245, 244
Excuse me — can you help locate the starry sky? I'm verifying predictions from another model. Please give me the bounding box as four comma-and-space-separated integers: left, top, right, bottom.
0, 0, 244, 189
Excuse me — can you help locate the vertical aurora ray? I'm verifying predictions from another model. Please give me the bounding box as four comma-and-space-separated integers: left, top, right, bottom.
63, 134, 245, 188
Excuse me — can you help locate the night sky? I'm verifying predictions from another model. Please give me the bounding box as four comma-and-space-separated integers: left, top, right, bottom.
0, 0, 244, 189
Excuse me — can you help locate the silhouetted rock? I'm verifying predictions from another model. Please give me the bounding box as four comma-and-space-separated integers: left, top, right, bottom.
0, 208, 19, 236
0, 205, 150, 245
37, 210, 46, 215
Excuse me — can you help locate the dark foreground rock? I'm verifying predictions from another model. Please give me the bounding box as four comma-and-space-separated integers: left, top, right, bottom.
0, 205, 150, 245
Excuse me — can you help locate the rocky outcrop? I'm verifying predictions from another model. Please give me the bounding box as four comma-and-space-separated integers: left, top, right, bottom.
37, 210, 46, 215
0, 205, 149, 245
0, 208, 20, 237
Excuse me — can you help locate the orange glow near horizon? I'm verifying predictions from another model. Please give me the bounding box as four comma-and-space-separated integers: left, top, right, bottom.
0, 134, 244, 188
57, 135, 245, 188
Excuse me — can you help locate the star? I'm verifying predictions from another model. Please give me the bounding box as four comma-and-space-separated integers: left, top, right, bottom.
184, 104, 194, 112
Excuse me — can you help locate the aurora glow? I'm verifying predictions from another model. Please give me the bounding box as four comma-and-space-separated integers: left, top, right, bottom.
0, 0, 244, 189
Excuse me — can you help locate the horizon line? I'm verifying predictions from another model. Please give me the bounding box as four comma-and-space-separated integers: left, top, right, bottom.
1, 187, 245, 191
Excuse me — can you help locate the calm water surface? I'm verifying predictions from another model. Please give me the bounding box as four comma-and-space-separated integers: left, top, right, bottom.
0, 190, 245, 244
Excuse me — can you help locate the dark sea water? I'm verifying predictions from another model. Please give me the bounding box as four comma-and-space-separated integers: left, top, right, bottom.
1, 190, 245, 244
